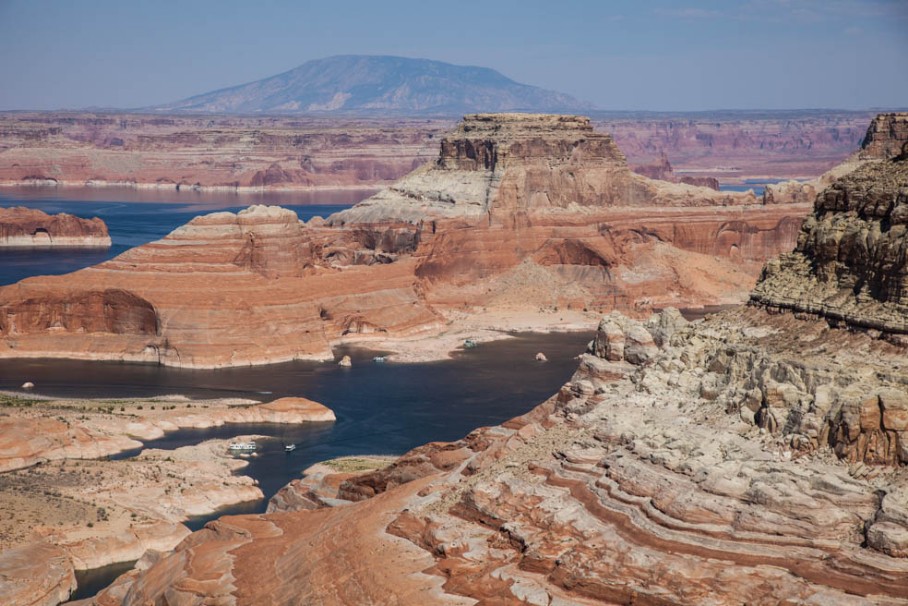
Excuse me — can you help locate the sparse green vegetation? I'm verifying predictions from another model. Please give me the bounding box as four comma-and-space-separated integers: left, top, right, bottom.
321, 456, 396, 474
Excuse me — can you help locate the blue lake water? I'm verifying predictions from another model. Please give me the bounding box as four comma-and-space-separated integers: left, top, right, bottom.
718, 178, 805, 198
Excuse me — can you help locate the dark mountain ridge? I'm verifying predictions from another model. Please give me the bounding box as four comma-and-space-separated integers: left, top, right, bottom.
152, 55, 593, 115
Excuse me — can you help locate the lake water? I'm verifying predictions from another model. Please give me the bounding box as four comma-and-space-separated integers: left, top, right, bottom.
0, 186, 371, 285
0, 188, 598, 600
718, 178, 805, 197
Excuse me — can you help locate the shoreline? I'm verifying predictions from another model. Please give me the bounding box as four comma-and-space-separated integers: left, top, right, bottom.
0, 305, 736, 371
0, 180, 383, 195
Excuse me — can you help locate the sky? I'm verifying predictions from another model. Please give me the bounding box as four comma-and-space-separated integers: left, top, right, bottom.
0, 0, 906, 112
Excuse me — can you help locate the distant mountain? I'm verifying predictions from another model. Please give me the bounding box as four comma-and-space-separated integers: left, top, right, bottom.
152, 55, 593, 115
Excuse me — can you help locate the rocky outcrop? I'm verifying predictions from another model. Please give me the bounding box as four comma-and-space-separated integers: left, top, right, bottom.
0, 207, 110, 247
87, 305, 908, 605
0, 114, 811, 367
633, 153, 720, 190
0, 543, 76, 606
860, 113, 908, 161
762, 112, 908, 206
752, 134, 908, 337
0, 205, 440, 368
331, 113, 753, 224
0, 110, 872, 192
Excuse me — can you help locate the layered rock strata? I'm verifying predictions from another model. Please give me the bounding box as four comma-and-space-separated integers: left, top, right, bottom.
0, 113, 443, 191
84, 139, 908, 604
752, 122, 908, 337
87, 305, 908, 605
0, 395, 334, 473
0, 207, 110, 247
0, 205, 440, 367
0, 114, 812, 367
0, 110, 872, 191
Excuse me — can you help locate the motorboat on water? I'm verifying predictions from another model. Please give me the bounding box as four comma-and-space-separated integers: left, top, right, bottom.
284, 443, 297, 452
228, 441, 257, 452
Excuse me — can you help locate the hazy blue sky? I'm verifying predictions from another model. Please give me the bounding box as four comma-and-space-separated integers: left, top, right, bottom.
0, 0, 906, 111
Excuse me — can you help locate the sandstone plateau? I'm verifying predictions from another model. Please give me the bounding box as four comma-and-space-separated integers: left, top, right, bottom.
0, 206, 110, 247
84, 139, 908, 605
0, 110, 873, 192
0, 113, 813, 368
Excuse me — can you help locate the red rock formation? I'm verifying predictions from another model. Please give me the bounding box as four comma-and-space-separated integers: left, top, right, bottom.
76, 113, 908, 606
88, 306, 908, 605
0, 114, 812, 368
603, 110, 873, 185
752, 122, 908, 337
0, 207, 110, 247
633, 153, 720, 190
0, 205, 440, 367
0, 543, 76, 606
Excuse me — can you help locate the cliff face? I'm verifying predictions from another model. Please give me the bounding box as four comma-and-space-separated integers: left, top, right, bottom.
762, 112, 908, 207
0, 207, 110, 247
75, 113, 908, 604
0, 110, 871, 192
0, 114, 810, 368
752, 130, 908, 337
90, 305, 908, 605
331, 113, 752, 224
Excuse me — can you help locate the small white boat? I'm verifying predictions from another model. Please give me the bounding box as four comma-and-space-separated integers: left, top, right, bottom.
284, 443, 297, 453
228, 441, 257, 452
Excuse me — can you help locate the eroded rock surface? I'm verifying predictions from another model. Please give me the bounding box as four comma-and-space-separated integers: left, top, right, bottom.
0, 206, 110, 247
0, 113, 810, 367
0, 543, 76, 606
88, 306, 908, 605
85, 137, 908, 603
752, 121, 908, 338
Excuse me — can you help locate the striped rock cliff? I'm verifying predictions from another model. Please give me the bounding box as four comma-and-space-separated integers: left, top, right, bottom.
0, 206, 110, 247
0, 113, 810, 368
87, 302, 908, 605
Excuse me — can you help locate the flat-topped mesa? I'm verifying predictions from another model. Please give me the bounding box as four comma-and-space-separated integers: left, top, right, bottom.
751, 143, 908, 337
330, 113, 752, 225
436, 113, 625, 171
0, 206, 111, 247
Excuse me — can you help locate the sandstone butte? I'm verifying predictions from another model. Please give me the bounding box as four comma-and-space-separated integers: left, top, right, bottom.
82, 119, 908, 605
0, 112, 846, 368
0, 206, 111, 247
